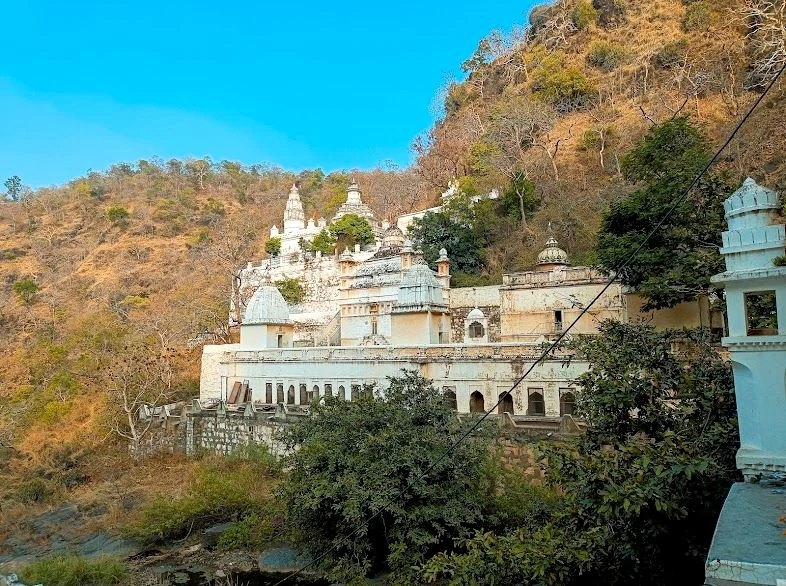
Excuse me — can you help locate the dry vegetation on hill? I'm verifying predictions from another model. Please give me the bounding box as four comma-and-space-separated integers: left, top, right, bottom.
0, 0, 784, 550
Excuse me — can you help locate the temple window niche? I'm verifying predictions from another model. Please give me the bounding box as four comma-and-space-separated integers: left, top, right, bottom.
745, 291, 778, 336
464, 308, 489, 344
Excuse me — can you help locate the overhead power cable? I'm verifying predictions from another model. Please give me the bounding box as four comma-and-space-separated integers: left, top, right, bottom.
273, 61, 786, 586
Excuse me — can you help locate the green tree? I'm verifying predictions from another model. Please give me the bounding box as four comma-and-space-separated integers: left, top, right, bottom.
328, 213, 375, 251
278, 371, 492, 583
13, 278, 39, 304
594, 117, 730, 309
105, 206, 130, 227
424, 323, 738, 585
310, 228, 336, 254
4, 175, 22, 201
274, 278, 305, 305
264, 237, 281, 256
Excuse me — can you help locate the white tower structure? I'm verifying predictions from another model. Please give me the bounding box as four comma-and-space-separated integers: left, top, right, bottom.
711, 178, 786, 478
283, 184, 306, 234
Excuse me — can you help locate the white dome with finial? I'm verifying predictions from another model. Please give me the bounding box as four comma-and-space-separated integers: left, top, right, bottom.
537, 235, 569, 267
244, 286, 291, 325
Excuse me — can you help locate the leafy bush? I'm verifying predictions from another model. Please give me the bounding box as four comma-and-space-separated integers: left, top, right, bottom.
16, 477, 54, 504
683, 1, 711, 32
655, 38, 689, 68
329, 213, 375, 250
278, 371, 493, 582
275, 278, 305, 305
12, 278, 39, 304
264, 237, 281, 256
125, 448, 279, 544
586, 40, 626, 71
774, 255, 786, 267
572, 0, 598, 30
21, 555, 125, 586
531, 54, 594, 111
310, 228, 336, 254
105, 205, 129, 227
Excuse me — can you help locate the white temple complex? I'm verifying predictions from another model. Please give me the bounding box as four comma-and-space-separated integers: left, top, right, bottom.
202, 180, 719, 417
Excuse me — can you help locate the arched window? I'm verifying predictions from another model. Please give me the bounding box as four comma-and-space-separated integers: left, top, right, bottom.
265, 382, 273, 404
468, 321, 485, 338
276, 383, 284, 404
560, 390, 576, 416
312, 385, 320, 402
324, 384, 333, 398
442, 387, 457, 410
469, 391, 485, 413
299, 384, 309, 405
528, 390, 545, 416
287, 385, 295, 405
351, 384, 360, 401
338, 385, 346, 401
498, 392, 514, 415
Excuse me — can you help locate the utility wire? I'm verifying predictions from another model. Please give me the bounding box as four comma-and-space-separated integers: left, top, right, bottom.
273, 62, 786, 585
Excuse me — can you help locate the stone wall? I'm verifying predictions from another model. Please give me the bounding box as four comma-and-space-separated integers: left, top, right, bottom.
133, 403, 298, 458
448, 286, 502, 343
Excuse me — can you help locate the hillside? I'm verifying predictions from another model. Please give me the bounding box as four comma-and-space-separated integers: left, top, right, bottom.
0, 0, 785, 568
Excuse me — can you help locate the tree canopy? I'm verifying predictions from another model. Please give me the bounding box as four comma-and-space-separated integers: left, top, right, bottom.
278, 371, 492, 583
328, 213, 375, 251
594, 117, 730, 309
424, 322, 738, 585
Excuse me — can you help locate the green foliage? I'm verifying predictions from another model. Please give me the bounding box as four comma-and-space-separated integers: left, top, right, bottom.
594, 117, 729, 309
13, 278, 39, 304
278, 371, 493, 582
410, 209, 486, 275
275, 278, 305, 305
655, 38, 689, 68
264, 237, 281, 256
683, 1, 712, 32
21, 555, 125, 586
586, 40, 626, 71
530, 53, 594, 111
125, 449, 279, 545
4, 175, 22, 201
499, 172, 539, 223
200, 197, 225, 225
424, 323, 738, 585
328, 213, 375, 251
774, 255, 786, 266
16, 477, 54, 503
572, 1, 599, 29
105, 205, 130, 227
310, 228, 336, 254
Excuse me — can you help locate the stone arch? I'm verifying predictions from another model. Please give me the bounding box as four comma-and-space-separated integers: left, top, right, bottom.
560, 391, 576, 416
527, 391, 545, 416
498, 392, 514, 415
469, 391, 485, 413
468, 321, 485, 339
300, 384, 309, 405
312, 385, 320, 402
276, 383, 284, 404
287, 385, 295, 405
731, 360, 761, 449
351, 384, 360, 401
324, 383, 333, 398
265, 382, 273, 404
338, 385, 346, 400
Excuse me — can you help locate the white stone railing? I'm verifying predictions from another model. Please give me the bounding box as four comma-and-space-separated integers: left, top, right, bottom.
502, 267, 606, 287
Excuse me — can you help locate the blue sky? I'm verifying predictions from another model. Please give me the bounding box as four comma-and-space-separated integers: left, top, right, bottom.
0, 1, 536, 188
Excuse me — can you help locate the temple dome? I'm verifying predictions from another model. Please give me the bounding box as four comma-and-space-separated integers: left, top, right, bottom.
395, 260, 445, 308
467, 307, 485, 320
244, 286, 291, 325
382, 225, 405, 247
537, 236, 569, 267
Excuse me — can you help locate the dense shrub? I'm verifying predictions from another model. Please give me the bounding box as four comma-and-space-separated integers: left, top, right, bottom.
683, 1, 711, 32
531, 54, 595, 111
12, 278, 39, 304
16, 477, 54, 503
655, 38, 689, 68
264, 236, 281, 256
275, 278, 306, 305
21, 555, 125, 586
586, 40, 626, 71
124, 447, 280, 544
573, 0, 599, 30
105, 205, 129, 227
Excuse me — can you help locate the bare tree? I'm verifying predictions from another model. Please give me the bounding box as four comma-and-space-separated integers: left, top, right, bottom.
741, 0, 786, 88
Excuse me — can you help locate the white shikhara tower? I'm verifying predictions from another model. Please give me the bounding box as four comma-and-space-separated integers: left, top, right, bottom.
270, 184, 324, 255
711, 178, 786, 478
